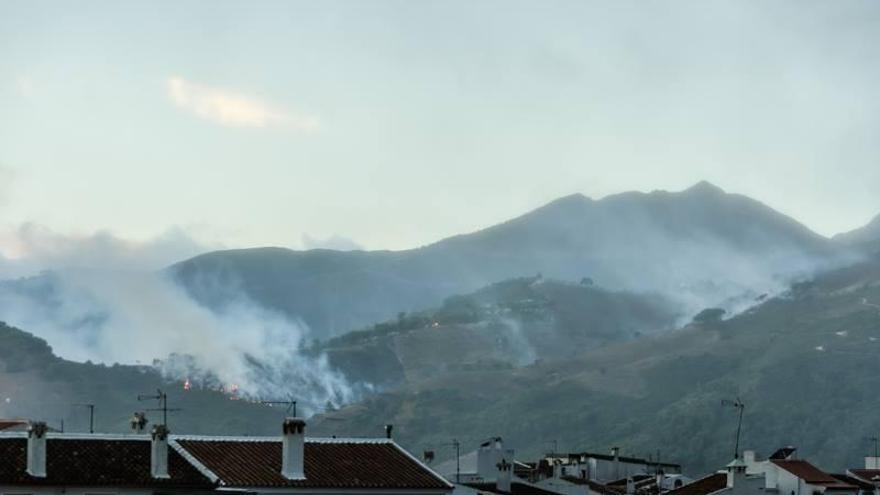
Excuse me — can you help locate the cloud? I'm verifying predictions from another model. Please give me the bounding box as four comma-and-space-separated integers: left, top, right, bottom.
301, 233, 363, 251
166, 76, 318, 130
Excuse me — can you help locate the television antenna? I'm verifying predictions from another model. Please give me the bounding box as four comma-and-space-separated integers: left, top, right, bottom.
260, 398, 297, 416
722, 398, 746, 459
138, 389, 181, 427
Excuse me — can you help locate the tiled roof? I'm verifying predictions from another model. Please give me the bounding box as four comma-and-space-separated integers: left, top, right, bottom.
0, 420, 27, 431
176, 437, 452, 489
831, 474, 875, 490
464, 481, 566, 495
771, 460, 855, 488
849, 469, 880, 483
664, 472, 727, 495
560, 476, 623, 495
0, 436, 214, 488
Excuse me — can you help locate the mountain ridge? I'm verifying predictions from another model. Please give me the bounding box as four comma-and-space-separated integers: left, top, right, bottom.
170, 181, 844, 339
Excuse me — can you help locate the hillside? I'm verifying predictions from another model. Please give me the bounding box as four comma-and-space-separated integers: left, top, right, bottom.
308, 253, 880, 476
171, 182, 843, 339
312, 276, 681, 388
0, 322, 284, 436
834, 213, 880, 254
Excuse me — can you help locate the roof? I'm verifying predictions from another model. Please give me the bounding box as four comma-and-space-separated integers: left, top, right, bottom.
176, 437, 453, 490
0, 436, 214, 488
548, 452, 680, 469
560, 476, 623, 495
464, 481, 565, 495
831, 474, 875, 490
663, 473, 727, 495
771, 460, 856, 489
849, 469, 880, 483
0, 420, 28, 431
770, 447, 797, 460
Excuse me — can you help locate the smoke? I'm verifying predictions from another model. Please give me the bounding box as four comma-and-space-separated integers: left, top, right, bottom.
301, 233, 363, 251
0, 225, 358, 414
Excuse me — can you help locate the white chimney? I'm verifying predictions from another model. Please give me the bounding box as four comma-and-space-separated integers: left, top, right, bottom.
478, 437, 503, 479
26, 421, 48, 478
625, 477, 636, 495
496, 458, 513, 493
282, 417, 306, 480
151, 424, 170, 479
611, 447, 620, 480
726, 458, 747, 488
866, 457, 880, 469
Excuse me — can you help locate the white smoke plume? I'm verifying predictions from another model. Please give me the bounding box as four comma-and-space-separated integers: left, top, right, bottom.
0, 225, 357, 414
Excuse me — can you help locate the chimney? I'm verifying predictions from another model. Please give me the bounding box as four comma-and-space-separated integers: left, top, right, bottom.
611, 447, 620, 480
26, 421, 48, 478
282, 417, 306, 480
131, 412, 148, 433
726, 458, 747, 488
478, 437, 503, 479
866, 457, 880, 469
625, 477, 636, 495
151, 424, 170, 479
385, 424, 393, 439
496, 458, 512, 493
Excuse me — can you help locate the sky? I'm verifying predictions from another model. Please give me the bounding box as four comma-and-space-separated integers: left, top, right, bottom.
1, 0, 879, 267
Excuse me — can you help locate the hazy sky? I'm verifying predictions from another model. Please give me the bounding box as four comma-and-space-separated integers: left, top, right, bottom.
2, 0, 879, 261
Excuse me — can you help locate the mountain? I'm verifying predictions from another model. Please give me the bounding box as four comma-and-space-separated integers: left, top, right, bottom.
0, 321, 283, 435
171, 181, 843, 339
307, 252, 880, 476
834, 213, 880, 253
311, 276, 681, 388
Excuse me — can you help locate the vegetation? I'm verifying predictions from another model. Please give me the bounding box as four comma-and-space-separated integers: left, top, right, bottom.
309, 255, 880, 476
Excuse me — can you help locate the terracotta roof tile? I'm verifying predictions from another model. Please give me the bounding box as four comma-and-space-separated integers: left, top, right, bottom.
849, 469, 880, 483
464, 481, 565, 495
664, 473, 727, 495
0, 437, 214, 488
771, 459, 854, 488
176, 438, 452, 489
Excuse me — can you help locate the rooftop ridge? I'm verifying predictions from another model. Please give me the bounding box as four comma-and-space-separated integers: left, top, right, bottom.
169, 439, 221, 485
173, 435, 395, 444
389, 439, 455, 489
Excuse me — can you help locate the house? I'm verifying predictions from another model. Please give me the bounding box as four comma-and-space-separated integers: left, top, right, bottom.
741, 448, 858, 495
533, 449, 682, 483
843, 455, 880, 495
0, 418, 454, 495
665, 447, 860, 495
0, 423, 215, 495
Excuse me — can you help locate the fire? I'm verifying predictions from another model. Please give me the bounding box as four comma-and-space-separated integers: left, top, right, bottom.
183, 378, 191, 391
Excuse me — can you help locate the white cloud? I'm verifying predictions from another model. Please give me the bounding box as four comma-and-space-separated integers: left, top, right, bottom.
166, 76, 318, 130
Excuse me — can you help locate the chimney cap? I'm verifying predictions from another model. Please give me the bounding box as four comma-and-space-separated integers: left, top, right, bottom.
283, 417, 306, 435
27, 421, 49, 438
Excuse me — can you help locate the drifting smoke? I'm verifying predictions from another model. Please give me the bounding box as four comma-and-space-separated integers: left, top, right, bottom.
0, 226, 358, 414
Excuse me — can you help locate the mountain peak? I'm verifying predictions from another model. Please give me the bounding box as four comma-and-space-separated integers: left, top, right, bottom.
683, 180, 726, 195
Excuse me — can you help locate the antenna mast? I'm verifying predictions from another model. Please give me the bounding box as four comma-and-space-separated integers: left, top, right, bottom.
73, 403, 95, 433
722, 398, 746, 459
260, 398, 297, 416
138, 389, 181, 427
